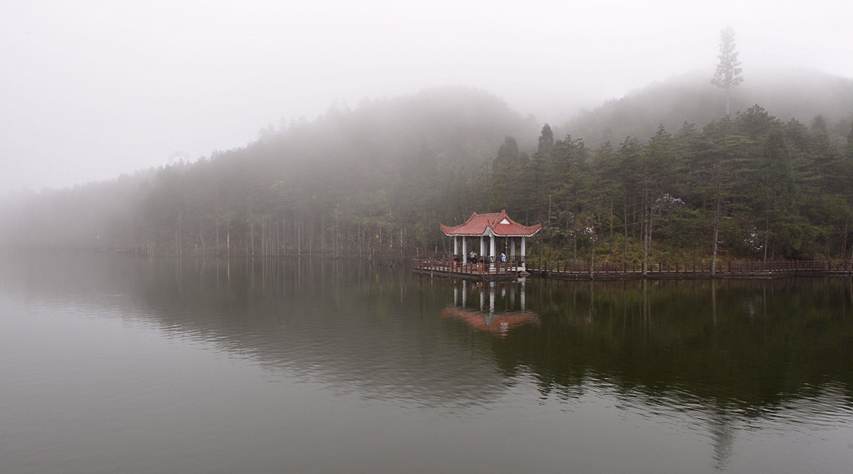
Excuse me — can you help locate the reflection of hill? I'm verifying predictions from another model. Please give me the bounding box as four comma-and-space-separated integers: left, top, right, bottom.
4, 252, 853, 418
0, 253, 508, 409
502, 279, 853, 414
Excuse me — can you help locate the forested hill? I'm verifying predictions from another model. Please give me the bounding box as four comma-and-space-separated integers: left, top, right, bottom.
3, 77, 853, 264
562, 68, 853, 148
1, 87, 535, 253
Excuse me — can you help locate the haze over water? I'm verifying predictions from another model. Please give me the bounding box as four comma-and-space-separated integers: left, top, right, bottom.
2, 253, 852, 473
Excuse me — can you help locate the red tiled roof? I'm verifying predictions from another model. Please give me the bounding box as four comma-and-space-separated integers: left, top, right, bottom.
440, 210, 541, 237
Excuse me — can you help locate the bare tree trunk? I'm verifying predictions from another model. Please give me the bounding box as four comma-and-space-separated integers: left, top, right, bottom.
642, 193, 649, 276
609, 199, 613, 255
849, 244, 853, 271
590, 230, 596, 280
842, 217, 849, 268
633, 199, 637, 240
844, 217, 853, 268
764, 213, 769, 263
547, 195, 552, 272
648, 206, 654, 256
640, 200, 645, 259
566, 202, 570, 259
624, 197, 628, 259
199, 223, 205, 256
572, 207, 577, 262
711, 195, 720, 277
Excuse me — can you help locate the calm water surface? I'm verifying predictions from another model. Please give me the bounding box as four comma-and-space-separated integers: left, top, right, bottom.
1, 253, 852, 473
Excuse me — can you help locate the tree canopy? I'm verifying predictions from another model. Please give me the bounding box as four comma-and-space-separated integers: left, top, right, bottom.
2, 82, 852, 265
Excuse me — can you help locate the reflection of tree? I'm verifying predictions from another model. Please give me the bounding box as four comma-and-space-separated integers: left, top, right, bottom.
490, 278, 853, 413
14, 254, 853, 428
711, 279, 716, 325
709, 405, 736, 471
477, 277, 853, 470
124, 258, 853, 421
13, 254, 522, 409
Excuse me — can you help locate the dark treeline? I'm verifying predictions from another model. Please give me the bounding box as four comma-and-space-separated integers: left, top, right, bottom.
501, 106, 853, 269
2, 83, 853, 264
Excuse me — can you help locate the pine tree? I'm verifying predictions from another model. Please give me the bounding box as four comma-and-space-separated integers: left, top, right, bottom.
711, 26, 744, 116
537, 124, 554, 154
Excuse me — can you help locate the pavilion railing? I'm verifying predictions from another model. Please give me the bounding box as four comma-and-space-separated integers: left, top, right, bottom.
412, 257, 520, 276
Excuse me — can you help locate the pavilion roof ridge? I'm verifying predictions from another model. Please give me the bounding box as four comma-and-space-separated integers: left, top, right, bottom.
440, 210, 541, 237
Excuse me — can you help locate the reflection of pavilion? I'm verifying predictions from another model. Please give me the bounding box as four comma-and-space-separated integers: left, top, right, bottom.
441, 280, 540, 337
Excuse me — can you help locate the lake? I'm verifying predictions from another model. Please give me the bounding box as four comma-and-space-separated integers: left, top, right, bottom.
1, 253, 852, 473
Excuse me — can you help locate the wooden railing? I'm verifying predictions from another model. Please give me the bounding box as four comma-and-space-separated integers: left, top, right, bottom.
525, 259, 849, 275
412, 257, 520, 275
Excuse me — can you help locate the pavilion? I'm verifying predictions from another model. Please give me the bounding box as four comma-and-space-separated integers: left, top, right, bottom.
440, 210, 541, 270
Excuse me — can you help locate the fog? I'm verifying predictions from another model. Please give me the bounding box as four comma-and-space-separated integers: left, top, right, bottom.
2, 0, 851, 194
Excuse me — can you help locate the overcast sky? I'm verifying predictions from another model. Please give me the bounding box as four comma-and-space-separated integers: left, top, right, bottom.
2, 0, 851, 194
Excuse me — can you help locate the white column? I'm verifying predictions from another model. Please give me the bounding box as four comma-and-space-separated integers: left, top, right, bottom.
462, 238, 467, 264
480, 236, 485, 259
521, 236, 527, 269
453, 236, 458, 256
510, 238, 516, 258
489, 234, 495, 269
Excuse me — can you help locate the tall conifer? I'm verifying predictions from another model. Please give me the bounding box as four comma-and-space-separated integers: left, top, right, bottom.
711, 27, 744, 116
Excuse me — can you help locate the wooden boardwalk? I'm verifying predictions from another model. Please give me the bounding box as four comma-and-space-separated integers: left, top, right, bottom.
412, 258, 527, 280
527, 260, 853, 280
414, 258, 853, 280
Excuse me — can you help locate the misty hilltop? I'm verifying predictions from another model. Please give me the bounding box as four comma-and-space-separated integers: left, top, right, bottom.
256, 86, 536, 176
1, 87, 535, 250
560, 67, 853, 147
3, 74, 853, 264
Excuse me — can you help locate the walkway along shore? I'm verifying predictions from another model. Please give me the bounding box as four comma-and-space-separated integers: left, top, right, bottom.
412, 258, 853, 281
